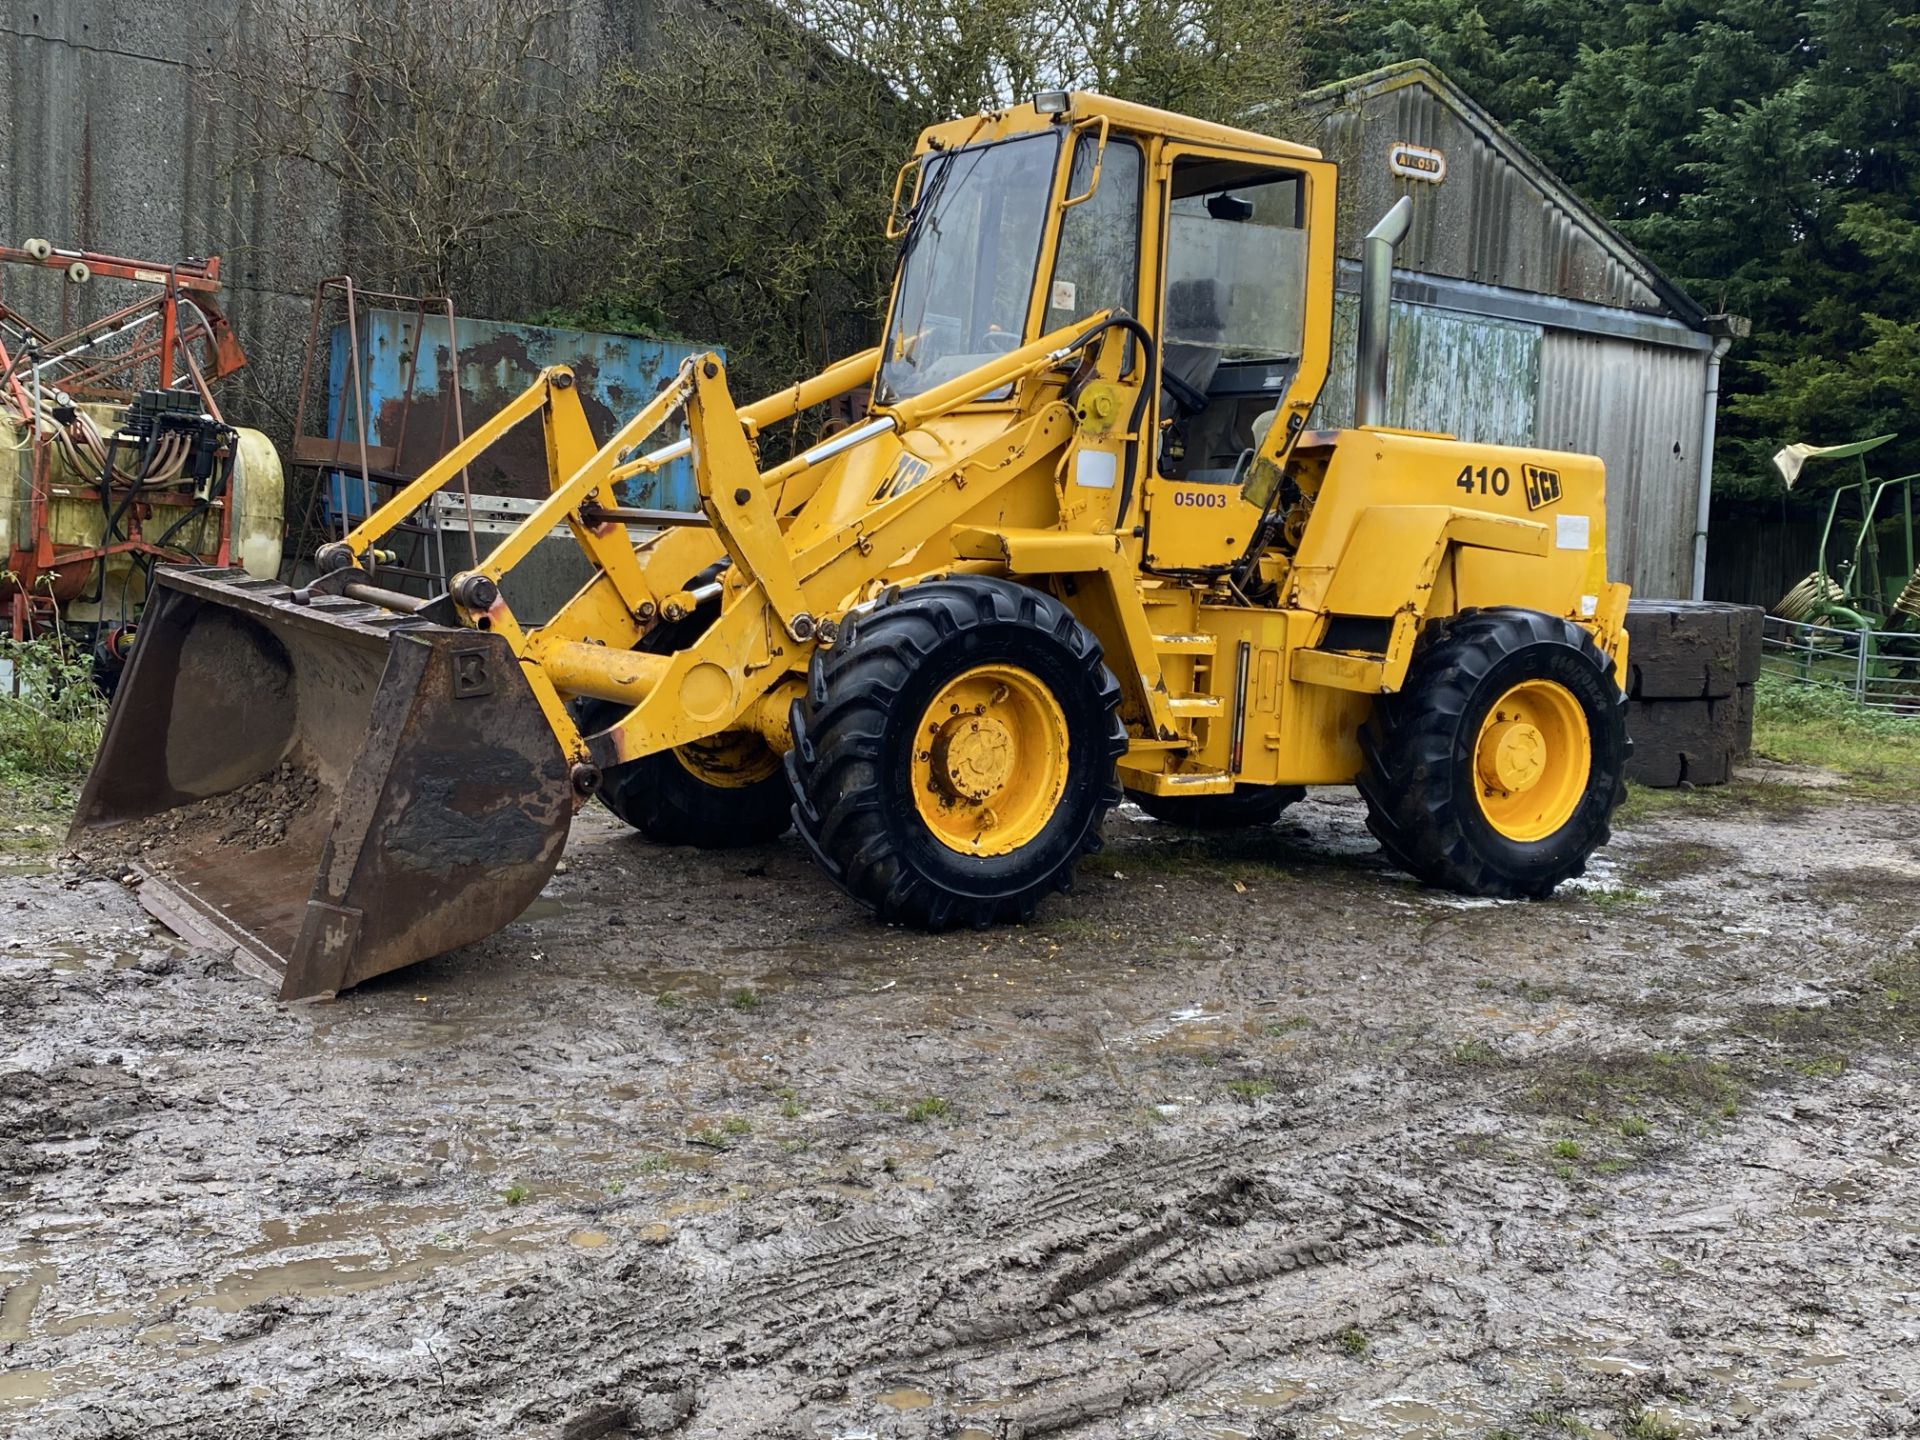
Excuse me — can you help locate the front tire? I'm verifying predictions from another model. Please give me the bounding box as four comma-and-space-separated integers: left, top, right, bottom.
573, 616, 794, 849
787, 577, 1126, 928
1358, 607, 1627, 898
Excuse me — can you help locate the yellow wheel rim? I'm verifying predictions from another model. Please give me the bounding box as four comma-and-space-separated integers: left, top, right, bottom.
1471, 679, 1591, 842
671, 731, 781, 790
911, 663, 1069, 856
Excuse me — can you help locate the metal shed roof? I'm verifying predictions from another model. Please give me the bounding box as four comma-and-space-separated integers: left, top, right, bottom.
1301, 61, 1709, 330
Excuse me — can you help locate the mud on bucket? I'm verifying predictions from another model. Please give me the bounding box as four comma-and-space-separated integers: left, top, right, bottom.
70, 567, 574, 1000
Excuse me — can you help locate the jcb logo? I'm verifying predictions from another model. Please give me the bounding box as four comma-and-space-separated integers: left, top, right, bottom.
874, 456, 931, 502
1523, 464, 1562, 511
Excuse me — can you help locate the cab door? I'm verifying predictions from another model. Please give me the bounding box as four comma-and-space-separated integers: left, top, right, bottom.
1141, 145, 1337, 572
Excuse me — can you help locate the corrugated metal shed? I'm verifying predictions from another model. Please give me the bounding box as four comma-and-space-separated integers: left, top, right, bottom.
1301, 62, 1717, 599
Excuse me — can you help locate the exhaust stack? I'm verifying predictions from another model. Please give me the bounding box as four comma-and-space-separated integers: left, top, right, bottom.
1355, 196, 1414, 429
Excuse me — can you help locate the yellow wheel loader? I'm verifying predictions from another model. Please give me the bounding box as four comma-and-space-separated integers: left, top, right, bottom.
72, 92, 1631, 999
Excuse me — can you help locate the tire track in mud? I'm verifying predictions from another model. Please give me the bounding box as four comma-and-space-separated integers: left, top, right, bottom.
520, 1098, 1461, 1438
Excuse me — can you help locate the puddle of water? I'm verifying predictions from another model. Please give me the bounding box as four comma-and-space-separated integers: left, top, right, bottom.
1223, 1381, 1306, 1408
196, 1221, 549, 1313
0, 1371, 51, 1406
570, 1230, 609, 1249
876, 1386, 934, 1411
0, 1266, 54, 1342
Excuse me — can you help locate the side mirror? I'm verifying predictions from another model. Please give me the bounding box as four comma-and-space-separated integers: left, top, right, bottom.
886, 156, 923, 240
1060, 116, 1111, 210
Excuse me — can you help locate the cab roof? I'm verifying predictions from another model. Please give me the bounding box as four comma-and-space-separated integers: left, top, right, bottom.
916, 93, 1324, 163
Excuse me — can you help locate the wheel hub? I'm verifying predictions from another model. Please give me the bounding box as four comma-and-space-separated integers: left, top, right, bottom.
1470, 678, 1593, 843
929, 714, 1015, 802
910, 664, 1070, 856
1477, 718, 1547, 794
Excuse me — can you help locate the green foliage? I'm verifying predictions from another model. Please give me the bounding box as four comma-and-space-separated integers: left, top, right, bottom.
0, 636, 106, 786
1751, 672, 1920, 787
903, 1095, 951, 1122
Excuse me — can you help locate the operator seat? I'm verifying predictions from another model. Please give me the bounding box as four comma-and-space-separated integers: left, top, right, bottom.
1162, 277, 1226, 414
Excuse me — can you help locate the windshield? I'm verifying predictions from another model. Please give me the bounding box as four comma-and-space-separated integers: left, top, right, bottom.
878, 132, 1061, 403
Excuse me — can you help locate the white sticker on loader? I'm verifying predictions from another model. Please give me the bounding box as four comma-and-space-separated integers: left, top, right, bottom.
1051, 279, 1077, 311
1556, 514, 1590, 551
1076, 450, 1118, 489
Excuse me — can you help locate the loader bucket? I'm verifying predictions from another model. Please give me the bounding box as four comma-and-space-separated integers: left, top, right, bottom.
70, 567, 574, 1000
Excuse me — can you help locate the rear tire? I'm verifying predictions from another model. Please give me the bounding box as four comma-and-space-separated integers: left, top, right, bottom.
788, 576, 1126, 928
1126, 784, 1304, 829
1358, 607, 1627, 898
573, 616, 794, 849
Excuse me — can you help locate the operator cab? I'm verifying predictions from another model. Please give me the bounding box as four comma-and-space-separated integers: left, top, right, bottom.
1156, 158, 1310, 483
876, 99, 1324, 538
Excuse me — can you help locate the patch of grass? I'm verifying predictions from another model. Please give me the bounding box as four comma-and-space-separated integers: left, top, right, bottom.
1525, 1050, 1745, 1128
655, 990, 682, 1009
502, 1184, 530, 1206
687, 1117, 750, 1149
1264, 1015, 1313, 1036
1751, 673, 1920, 793
1550, 1139, 1582, 1161
1525, 1410, 1593, 1437
0, 636, 106, 790
1616, 776, 1812, 825
903, 1096, 950, 1123
636, 1155, 670, 1176
1739, 950, 1920, 1069
779, 1136, 810, 1154
1047, 916, 1105, 939
1615, 782, 1705, 822
727, 987, 760, 1011
1618, 1114, 1650, 1139
1622, 1408, 1684, 1440
1225, 1078, 1276, 1101
1584, 885, 1653, 911
1336, 1325, 1368, 1356
1626, 841, 1735, 884
781, 1097, 803, 1118
1452, 1038, 1504, 1066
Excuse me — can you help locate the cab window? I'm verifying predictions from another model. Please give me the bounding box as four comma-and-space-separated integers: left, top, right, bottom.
1158, 157, 1309, 480
1042, 137, 1143, 336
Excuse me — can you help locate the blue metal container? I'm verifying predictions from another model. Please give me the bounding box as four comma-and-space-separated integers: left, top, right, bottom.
323, 311, 721, 520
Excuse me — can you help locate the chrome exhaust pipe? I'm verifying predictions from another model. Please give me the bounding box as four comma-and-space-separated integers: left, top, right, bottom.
1355, 196, 1414, 429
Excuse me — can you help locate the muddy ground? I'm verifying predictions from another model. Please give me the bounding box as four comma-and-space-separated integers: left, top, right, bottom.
3, 768, 1919, 1440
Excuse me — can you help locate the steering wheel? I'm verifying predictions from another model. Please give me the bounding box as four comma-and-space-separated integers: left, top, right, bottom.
982, 329, 1021, 354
